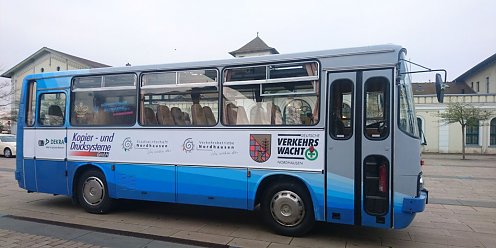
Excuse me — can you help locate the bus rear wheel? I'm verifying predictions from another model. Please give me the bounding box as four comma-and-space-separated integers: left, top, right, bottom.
261, 182, 315, 236
77, 169, 113, 214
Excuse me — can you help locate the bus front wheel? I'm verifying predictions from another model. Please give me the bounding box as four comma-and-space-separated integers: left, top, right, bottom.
261, 182, 315, 236
77, 169, 114, 214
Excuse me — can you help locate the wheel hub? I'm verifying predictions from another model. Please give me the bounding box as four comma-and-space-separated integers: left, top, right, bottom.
83, 176, 105, 206
270, 190, 305, 227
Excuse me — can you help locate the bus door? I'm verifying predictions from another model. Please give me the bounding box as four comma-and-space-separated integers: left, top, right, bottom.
33, 89, 69, 195
361, 69, 393, 228
326, 69, 393, 228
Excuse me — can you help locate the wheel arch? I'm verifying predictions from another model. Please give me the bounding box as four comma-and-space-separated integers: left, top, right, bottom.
70, 163, 110, 202
253, 172, 323, 221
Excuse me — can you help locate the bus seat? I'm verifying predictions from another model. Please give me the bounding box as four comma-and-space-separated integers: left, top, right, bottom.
93, 109, 111, 125
144, 107, 158, 125
157, 105, 174, 125
225, 103, 237, 125
171, 107, 186, 125
183, 112, 191, 125
330, 116, 345, 136
191, 104, 207, 126
47, 105, 64, 126
301, 113, 314, 125
203, 106, 216, 125
236, 106, 249, 125
250, 103, 267, 125
270, 104, 283, 125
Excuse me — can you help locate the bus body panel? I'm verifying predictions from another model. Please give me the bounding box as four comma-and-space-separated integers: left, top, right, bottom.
326, 173, 355, 225
35, 159, 68, 195
177, 166, 247, 209
115, 163, 176, 202
391, 130, 422, 228
22, 159, 37, 191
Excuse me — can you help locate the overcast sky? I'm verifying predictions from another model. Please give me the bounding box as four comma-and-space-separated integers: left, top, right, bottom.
1, 0, 495, 83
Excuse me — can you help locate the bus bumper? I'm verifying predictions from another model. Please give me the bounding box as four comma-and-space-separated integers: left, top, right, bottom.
402, 189, 428, 213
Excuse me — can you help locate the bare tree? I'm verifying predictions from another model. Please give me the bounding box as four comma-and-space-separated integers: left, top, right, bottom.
0, 66, 17, 132
0, 80, 15, 107
437, 102, 493, 159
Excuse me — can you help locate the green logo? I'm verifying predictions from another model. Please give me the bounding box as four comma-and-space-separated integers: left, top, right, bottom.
305, 146, 318, 161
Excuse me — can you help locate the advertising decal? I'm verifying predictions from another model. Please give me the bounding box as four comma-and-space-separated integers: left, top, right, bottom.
61, 130, 324, 171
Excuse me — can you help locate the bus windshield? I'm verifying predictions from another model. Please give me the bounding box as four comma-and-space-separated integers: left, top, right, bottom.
398, 53, 419, 138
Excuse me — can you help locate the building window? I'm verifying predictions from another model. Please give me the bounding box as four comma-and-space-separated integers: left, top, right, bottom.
476, 82, 480, 92
490, 118, 496, 146
466, 121, 479, 145
471, 82, 474, 89
487, 77, 490, 93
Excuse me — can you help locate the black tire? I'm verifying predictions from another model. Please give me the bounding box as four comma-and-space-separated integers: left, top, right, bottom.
261, 181, 315, 236
4, 148, 12, 158
76, 169, 114, 214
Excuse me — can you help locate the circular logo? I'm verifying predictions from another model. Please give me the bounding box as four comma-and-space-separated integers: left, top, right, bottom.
183, 138, 194, 152
305, 146, 318, 161
122, 137, 133, 151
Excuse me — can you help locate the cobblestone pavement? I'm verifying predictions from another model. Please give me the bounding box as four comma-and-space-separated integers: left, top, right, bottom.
0, 153, 495, 247
0, 228, 103, 248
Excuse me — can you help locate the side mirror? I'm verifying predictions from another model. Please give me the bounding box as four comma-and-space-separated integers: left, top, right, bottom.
435, 73, 444, 103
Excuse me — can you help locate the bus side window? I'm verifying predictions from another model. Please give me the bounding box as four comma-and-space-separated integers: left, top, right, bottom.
329, 79, 353, 139
38, 92, 66, 127
26, 81, 37, 126
364, 77, 389, 139
71, 74, 137, 126
140, 69, 219, 127
223, 61, 319, 126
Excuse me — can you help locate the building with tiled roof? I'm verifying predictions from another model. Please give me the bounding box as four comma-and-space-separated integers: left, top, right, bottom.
412, 81, 475, 95
229, 35, 279, 58
414, 52, 496, 154
1, 47, 109, 133
453, 52, 496, 94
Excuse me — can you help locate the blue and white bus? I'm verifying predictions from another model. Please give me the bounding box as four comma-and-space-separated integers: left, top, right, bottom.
16, 44, 430, 236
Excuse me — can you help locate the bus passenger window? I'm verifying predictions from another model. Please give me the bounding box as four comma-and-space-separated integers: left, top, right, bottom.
364, 77, 389, 139
71, 74, 137, 126
329, 79, 353, 139
223, 61, 319, 126
38, 93, 66, 127
140, 69, 219, 127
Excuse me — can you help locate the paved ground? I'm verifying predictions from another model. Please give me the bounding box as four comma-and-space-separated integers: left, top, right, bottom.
0, 153, 495, 248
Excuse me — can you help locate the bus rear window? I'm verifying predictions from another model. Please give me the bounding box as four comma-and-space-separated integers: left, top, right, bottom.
25, 81, 36, 126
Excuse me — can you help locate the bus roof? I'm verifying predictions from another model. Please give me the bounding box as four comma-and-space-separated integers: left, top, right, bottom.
24, 44, 403, 81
